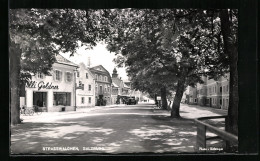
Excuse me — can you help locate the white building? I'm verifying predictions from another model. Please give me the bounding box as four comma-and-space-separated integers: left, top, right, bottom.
21, 54, 78, 112
75, 63, 96, 108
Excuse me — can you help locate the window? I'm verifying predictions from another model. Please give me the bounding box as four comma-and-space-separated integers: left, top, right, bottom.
88, 97, 91, 103
99, 75, 102, 81
95, 74, 98, 80
81, 97, 85, 104
104, 76, 107, 82
227, 85, 229, 92
194, 99, 197, 103
37, 73, 44, 79
105, 86, 107, 93
206, 99, 209, 104
53, 92, 71, 106
66, 72, 72, 82
108, 86, 110, 92
88, 85, 91, 91
226, 99, 229, 106
77, 71, 80, 77
55, 70, 62, 81
220, 87, 222, 93
86, 73, 88, 79
95, 85, 98, 92
209, 87, 211, 94
99, 85, 103, 93
220, 99, 222, 105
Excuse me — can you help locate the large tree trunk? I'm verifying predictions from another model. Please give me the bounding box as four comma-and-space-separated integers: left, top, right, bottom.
10, 41, 22, 125
220, 10, 238, 136
171, 70, 187, 118
161, 86, 168, 110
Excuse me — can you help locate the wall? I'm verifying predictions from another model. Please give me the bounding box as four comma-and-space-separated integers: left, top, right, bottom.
76, 64, 95, 108
187, 74, 230, 110
24, 63, 77, 112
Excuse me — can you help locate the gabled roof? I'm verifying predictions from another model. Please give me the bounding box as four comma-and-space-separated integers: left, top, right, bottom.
90, 65, 109, 73
78, 62, 95, 79
89, 65, 112, 83
55, 54, 78, 67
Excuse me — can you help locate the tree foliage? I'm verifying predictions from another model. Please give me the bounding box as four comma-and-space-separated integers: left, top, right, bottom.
104, 8, 238, 125
9, 9, 110, 125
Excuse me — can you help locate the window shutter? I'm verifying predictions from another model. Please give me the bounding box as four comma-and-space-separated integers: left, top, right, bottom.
53, 70, 56, 81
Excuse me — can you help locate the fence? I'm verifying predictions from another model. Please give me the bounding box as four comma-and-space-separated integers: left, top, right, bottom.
194, 115, 238, 152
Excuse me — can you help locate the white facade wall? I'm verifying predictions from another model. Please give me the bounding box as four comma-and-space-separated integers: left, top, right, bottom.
24, 63, 77, 112
76, 63, 95, 108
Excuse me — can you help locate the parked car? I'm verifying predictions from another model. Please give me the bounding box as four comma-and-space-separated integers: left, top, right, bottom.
126, 97, 137, 105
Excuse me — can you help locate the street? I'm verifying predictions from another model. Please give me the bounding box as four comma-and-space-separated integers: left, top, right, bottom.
11, 103, 227, 154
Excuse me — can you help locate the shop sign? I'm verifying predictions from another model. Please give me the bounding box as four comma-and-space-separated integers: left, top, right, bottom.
26, 81, 59, 90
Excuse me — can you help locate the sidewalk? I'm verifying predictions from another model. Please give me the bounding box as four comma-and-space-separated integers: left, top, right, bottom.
180, 103, 227, 119
20, 104, 126, 123
153, 103, 227, 118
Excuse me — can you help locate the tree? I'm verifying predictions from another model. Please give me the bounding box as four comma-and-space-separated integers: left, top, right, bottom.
105, 9, 214, 115
105, 8, 238, 135
219, 9, 238, 136
9, 9, 108, 125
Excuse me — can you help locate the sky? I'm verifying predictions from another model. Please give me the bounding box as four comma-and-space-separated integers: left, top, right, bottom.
61, 43, 128, 80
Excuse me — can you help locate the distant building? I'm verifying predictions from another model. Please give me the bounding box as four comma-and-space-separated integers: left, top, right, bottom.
111, 68, 131, 104
123, 79, 142, 102
89, 65, 112, 106
75, 63, 95, 108
187, 73, 230, 110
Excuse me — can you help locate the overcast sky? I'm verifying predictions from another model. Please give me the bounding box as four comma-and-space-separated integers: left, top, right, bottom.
61, 43, 128, 80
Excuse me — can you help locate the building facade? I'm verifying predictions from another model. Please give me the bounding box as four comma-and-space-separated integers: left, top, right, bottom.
111, 68, 131, 104
187, 73, 230, 110
21, 54, 78, 112
89, 65, 112, 106
75, 63, 95, 108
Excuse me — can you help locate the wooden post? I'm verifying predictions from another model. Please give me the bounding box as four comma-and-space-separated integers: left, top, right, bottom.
196, 124, 206, 152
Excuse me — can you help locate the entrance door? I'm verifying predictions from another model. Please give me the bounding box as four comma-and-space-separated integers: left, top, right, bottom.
33, 92, 47, 107
209, 98, 212, 107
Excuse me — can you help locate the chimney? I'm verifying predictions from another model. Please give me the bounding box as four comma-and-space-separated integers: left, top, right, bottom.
87, 57, 91, 67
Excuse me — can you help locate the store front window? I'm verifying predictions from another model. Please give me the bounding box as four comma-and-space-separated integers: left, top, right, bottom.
53, 92, 71, 106
33, 92, 47, 107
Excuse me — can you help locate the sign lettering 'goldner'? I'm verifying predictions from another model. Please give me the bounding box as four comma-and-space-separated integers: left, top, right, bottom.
26, 81, 59, 90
